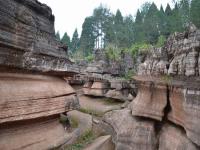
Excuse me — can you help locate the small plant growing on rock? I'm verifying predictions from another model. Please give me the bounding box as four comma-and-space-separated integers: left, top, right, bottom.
161, 74, 172, 85
66, 130, 96, 150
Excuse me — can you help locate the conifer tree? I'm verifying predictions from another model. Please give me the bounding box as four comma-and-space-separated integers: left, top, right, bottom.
71, 29, 80, 53
190, 0, 200, 28
55, 31, 61, 41
61, 32, 71, 48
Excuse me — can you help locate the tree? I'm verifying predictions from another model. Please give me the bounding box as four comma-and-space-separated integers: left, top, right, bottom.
144, 2, 160, 44
190, 0, 200, 28
71, 29, 80, 53
80, 17, 95, 56
123, 16, 134, 48
61, 32, 70, 48
171, 3, 183, 32
140, 2, 152, 19
163, 4, 173, 37
55, 31, 60, 41
134, 9, 145, 43
158, 5, 167, 36
114, 9, 126, 47
178, 0, 190, 27
92, 5, 112, 49
135, 10, 142, 24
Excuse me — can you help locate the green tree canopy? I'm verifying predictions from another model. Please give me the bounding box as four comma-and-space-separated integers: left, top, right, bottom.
191, 0, 200, 28
61, 32, 71, 48
71, 29, 80, 53
55, 31, 60, 41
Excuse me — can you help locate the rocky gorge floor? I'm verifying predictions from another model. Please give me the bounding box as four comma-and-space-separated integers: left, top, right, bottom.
0, 0, 200, 150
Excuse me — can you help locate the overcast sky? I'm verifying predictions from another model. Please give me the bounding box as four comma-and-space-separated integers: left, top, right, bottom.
39, 0, 173, 38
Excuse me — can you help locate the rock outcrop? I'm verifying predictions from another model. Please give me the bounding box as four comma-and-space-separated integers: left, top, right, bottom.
106, 80, 134, 101
99, 26, 200, 149
101, 109, 157, 150
0, 0, 79, 74
0, 0, 80, 149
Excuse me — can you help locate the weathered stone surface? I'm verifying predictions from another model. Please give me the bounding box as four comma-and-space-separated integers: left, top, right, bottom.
159, 124, 198, 150
79, 95, 121, 115
68, 110, 92, 134
132, 26, 200, 147
110, 80, 130, 90
168, 83, 200, 146
0, 73, 79, 123
105, 89, 133, 101
86, 81, 110, 97
0, 115, 80, 150
101, 109, 157, 150
167, 28, 200, 76
0, 0, 79, 74
83, 81, 93, 95
130, 77, 167, 121
83, 135, 115, 150
91, 81, 110, 89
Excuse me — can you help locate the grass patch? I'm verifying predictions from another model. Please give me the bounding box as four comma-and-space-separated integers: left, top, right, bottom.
102, 98, 122, 105
66, 130, 96, 150
70, 117, 79, 128
79, 108, 104, 117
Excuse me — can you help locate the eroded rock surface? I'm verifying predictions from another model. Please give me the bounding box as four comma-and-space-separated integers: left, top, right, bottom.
101, 26, 200, 149
0, 0, 80, 149
0, 0, 79, 74
101, 109, 157, 150
159, 124, 198, 150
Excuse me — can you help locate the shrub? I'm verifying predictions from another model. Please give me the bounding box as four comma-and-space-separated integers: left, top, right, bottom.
105, 44, 122, 61
156, 35, 166, 48
85, 54, 94, 62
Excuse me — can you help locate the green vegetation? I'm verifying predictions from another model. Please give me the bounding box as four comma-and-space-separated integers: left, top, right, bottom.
85, 54, 94, 62
103, 98, 122, 105
105, 44, 121, 61
56, 0, 199, 59
161, 74, 173, 84
123, 69, 135, 80
156, 35, 166, 48
79, 108, 104, 117
55, 31, 61, 41
61, 32, 71, 48
70, 117, 79, 128
66, 130, 96, 150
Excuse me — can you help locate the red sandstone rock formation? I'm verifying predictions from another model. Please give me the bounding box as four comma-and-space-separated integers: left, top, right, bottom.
101, 109, 157, 150
0, 0, 80, 149
100, 26, 200, 149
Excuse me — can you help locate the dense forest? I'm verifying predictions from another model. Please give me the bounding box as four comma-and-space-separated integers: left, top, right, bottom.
56, 0, 200, 60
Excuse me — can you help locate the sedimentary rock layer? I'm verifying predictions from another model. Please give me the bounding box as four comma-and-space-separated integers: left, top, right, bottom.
87, 81, 110, 97
105, 89, 133, 101
0, 115, 79, 150
159, 124, 198, 150
0, 0, 79, 74
101, 109, 157, 150
0, 73, 79, 123
130, 77, 167, 121
168, 80, 200, 146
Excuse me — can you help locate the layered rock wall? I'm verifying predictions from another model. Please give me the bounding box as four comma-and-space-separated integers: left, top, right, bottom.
0, 0, 80, 149
100, 26, 200, 149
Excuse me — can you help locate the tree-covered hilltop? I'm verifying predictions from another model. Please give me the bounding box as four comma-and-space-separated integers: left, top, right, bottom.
57, 0, 200, 59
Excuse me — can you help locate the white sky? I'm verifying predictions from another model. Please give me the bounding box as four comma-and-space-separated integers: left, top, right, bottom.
39, 0, 173, 38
